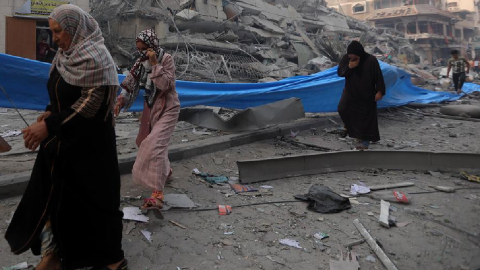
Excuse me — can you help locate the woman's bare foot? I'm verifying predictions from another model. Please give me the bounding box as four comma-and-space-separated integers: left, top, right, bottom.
35, 252, 61, 270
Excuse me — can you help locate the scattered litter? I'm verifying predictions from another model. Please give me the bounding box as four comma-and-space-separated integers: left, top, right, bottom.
367, 212, 374, 216
0, 108, 8, 114
164, 194, 197, 209
369, 182, 415, 191
0, 130, 21, 138
465, 194, 479, 200
290, 130, 299, 138
121, 195, 142, 201
460, 172, 480, 183
379, 200, 391, 228
344, 239, 365, 248
329, 251, 359, 270
224, 231, 234, 235
295, 185, 351, 213
266, 255, 286, 266
429, 171, 444, 178
431, 186, 455, 193
169, 220, 187, 229
260, 185, 274, 189
218, 205, 232, 215
192, 168, 228, 184
317, 217, 325, 222
427, 210, 444, 217
279, 238, 303, 249
314, 232, 329, 240
366, 255, 377, 263
192, 128, 211, 135
122, 207, 149, 223
2, 262, 29, 270
230, 183, 258, 193
369, 190, 411, 204
353, 219, 398, 270
5, 211, 14, 224
141, 229, 152, 242
350, 181, 371, 195
125, 222, 136, 235
396, 221, 411, 228
181, 139, 189, 142
213, 157, 224, 165
221, 239, 233, 246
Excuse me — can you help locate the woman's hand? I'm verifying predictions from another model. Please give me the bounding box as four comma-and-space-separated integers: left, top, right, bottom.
375, 92, 384, 102
22, 121, 49, 151
114, 100, 124, 117
147, 48, 158, 66
37, 111, 52, 122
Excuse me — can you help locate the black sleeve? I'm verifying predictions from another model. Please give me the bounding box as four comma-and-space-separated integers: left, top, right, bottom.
44, 86, 109, 137
337, 54, 353, 78
373, 58, 386, 95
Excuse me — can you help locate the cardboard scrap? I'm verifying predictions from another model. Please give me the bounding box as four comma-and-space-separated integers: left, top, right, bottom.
164, 194, 197, 209
141, 229, 152, 242
122, 207, 149, 223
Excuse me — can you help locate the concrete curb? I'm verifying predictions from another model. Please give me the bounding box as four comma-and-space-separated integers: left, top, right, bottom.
238, 150, 480, 183
0, 117, 335, 199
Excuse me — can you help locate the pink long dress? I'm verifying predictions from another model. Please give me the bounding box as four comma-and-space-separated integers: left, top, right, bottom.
132, 53, 180, 191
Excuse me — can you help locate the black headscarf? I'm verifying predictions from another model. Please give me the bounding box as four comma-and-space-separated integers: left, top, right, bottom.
347, 41, 368, 61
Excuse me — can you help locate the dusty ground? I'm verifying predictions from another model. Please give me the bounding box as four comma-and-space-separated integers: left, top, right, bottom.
1, 95, 480, 269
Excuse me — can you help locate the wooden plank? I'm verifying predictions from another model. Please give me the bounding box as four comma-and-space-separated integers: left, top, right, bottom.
353, 219, 399, 270
369, 181, 415, 191
0, 136, 12, 153
378, 200, 390, 228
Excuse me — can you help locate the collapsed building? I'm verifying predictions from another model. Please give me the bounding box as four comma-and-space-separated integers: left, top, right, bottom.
327, 0, 480, 65
91, 0, 415, 83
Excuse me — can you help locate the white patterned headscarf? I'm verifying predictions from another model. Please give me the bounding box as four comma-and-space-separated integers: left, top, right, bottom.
49, 4, 118, 87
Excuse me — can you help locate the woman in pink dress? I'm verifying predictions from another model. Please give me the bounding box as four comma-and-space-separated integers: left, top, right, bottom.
115, 29, 180, 210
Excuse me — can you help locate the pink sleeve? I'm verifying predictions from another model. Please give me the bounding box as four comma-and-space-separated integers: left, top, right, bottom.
151, 54, 175, 95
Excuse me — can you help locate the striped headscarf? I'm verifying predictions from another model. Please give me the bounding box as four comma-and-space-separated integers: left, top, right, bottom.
49, 4, 118, 87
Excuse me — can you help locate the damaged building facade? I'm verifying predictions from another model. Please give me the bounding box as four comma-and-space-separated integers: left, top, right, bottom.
91, 0, 390, 83
327, 0, 480, 64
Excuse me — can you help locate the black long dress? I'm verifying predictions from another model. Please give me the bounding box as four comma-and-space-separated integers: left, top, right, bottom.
5, 68, 124, 269
337, 54, 386, 142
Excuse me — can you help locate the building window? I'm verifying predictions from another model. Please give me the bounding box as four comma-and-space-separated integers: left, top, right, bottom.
353, 4, 365, 13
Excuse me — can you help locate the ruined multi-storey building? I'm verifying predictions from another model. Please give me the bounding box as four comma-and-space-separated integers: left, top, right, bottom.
326, 0, 480, 64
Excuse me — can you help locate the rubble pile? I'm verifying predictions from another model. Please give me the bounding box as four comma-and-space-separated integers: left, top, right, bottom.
91, 0, 415, 83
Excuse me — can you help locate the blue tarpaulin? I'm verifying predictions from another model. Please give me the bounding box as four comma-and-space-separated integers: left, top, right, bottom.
0, 53, 479, 112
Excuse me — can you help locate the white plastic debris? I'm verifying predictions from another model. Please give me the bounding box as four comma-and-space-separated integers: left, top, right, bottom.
350, 181, 371, 195
0, 130, 21, 138
192, 128, 211, 135
366, 255, 376, 263
122, 207, 149, 223
2, 262, 29, 270
260, 185, 274, 189
141, 229, 152, 242
279, 238, 303, 249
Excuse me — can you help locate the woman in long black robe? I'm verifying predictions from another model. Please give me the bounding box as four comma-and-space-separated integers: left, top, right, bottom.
337, 41, 386, 149
5, 4, 126, 270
